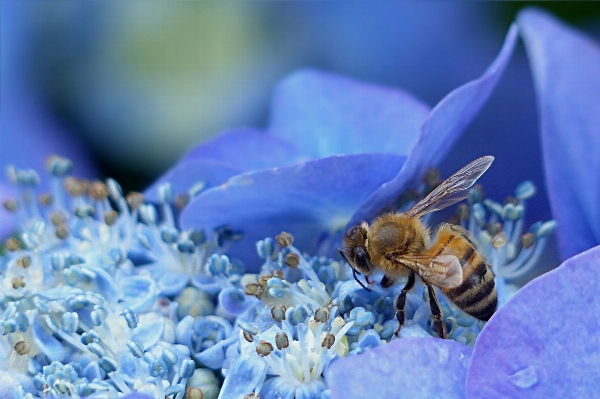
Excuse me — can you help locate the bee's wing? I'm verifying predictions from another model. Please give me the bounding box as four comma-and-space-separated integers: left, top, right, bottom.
405, 155, 494, 218
386, 253, 463, 288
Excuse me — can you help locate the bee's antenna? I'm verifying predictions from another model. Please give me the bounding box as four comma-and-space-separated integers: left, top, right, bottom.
339, 248, 372, 292
353, 267, 372, 292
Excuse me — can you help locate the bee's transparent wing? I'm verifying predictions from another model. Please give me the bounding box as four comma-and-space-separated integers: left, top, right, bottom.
405, 156, 494, 218
385, 253, 463, 288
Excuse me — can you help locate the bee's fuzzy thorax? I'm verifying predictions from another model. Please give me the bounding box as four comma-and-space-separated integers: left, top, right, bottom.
366, 213, 430, 278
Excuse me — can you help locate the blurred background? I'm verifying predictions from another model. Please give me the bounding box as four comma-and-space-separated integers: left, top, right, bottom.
1, 1, 599, 224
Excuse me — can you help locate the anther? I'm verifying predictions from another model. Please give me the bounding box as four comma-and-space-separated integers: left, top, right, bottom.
275, 232, 294, 247
187, 388, 206, 399
284, 253, 300, 268
521, 233, 535, 249
241, 331, 253, 343
50, 211, 67, 226
3, 199, 18, 213
89, 181, 109, 200
46, 155, 73, 177
64, 177, 88, 197
486, 222, 502, 236
244, 283, 262, 298
55, 224, 70, 240
5, 238, 21, 252
74, 205, 95, 219
490, 232, 507, 249
314, 308, 329, 323
271, 305, 286, 322
12, 276, 26, 289
103, 210, 118, 226
321, 333, 336, 349
175, 193, 190, 209
271, 269, 285, 280
38, 193, 54, 207
126, 192, 144, 210
14, 341, 30, 355
275, 332, 289, 350
17, 255, 31, 268
256, 341, 274, 357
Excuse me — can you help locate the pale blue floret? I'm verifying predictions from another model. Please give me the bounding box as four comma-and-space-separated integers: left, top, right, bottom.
0, 160, 227, 398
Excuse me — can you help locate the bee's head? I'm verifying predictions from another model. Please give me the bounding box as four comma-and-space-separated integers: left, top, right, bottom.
339, 223, 374, 276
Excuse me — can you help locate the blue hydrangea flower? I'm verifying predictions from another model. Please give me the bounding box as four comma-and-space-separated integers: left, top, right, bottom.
168, 25, 517, 272
518, 7, 600, 261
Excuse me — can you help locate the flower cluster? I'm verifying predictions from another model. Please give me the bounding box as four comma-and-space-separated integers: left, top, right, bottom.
0, 158, 223, 398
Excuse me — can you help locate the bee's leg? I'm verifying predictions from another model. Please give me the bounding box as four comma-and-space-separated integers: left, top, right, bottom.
381, 275, 396, 288
425, 283, 447, 339
394, 272, 415, 336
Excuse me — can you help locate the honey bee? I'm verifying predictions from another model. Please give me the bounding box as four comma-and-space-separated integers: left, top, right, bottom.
338, 156, 497, 339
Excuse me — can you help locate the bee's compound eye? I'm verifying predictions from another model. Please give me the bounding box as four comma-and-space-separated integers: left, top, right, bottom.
348, 226, 360, 241
353, 247, 371, 273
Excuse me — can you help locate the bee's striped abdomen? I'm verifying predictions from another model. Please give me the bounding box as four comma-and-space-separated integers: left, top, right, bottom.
433, 224, 497, 321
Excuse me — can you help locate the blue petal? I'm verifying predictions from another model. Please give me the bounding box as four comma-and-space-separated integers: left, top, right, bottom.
91, 266, 120, 306
467, 245, 600, 398
130, 312, 165, 349
260, 377, 326, 399
156, 271, 190, 297
144, 159, 242, 203
219, 352, 269, 398
175, 316, 194, 348
182, 128, 309, 171
32, 314, 65, 362
0, 372, 33, 396
260, 377, 297, 399
269, 69, 431, 159
351, 329, 382, 353
349, 24, 518, 226
518, 8, 600, 260
191, 274, 222, 296
82, 361, 102, 382
180, 154, 406, 270
194, 336, 237, 370
327, 338, 472, 399
219, 286, 260, 316
119, 275, 159, 313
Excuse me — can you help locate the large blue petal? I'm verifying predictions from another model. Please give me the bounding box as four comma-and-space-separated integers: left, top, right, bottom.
518, 8, 600, 260
326, 338, 472, 399
268, 69, 431, 159
467, 245, 600, 398
144, 159, 242, 203
180, 154, 406, 270
349, 24, 517, 226
182, 128, 309, 171
219, 353, 269, 399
